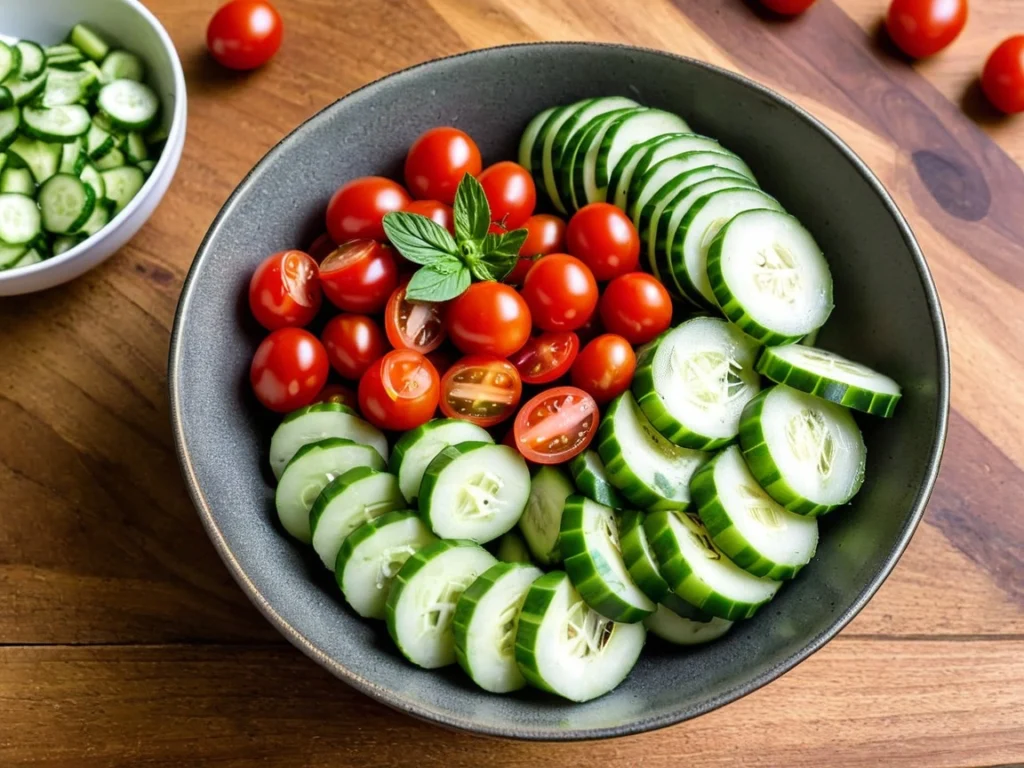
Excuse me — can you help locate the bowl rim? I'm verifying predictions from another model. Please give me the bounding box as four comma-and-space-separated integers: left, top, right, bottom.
168, 41, 950, 741
0, 0, 188, 283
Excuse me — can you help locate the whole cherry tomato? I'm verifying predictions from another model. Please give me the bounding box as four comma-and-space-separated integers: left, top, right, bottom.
566, 203, 640, 282
439, 355, 523, 427
477, 161, 536, 229
508, 332, 579, 385
206, 0, 283, 71
886, 0, 967, 59
403, 199, 455, 234
307, 233, 336, 263
250, 328, 328, 412
512, 386, 599, 465
358, 349, 439, 431
506, 214, 567, 286
319, 240, 398, 314
571, 334, 636, 404
599, 272, 673, 345
248, 250, 321, 331
982, 36, 1024, 114
326, 176, 410, 243
321, 314, 388, 380
404, 127, 482, 205
574, 313, 603, 345
385, 281, 447, 354
759, 0, 816, 14
446, 282, 532, 357
520, 254, 598, 332
425, 347, 457, 378
313, 383, 358, 410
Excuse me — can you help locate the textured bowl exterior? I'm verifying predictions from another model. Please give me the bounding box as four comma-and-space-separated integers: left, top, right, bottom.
169, 43, 949, 740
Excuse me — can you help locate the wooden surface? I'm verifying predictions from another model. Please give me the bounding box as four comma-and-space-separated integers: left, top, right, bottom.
1, 0, 1022, 765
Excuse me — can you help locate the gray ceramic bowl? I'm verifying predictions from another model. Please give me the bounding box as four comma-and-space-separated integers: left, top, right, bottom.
169, 43, 949, 740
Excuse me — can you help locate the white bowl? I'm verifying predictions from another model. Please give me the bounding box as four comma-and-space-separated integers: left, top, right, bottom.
0, 0, 186, 295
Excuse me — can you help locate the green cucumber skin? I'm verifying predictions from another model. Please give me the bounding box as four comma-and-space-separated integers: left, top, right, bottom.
529, 106, 569, 192
568, 450, 625, 508
333, 509, 421, 583
307, 465, 394, 536
560, 109, 630, 212
512, 571, 566, 693
281, 402, 357, 423
608, 136, 668, 208
418, 440, 504, 536
618, 509, 671, 604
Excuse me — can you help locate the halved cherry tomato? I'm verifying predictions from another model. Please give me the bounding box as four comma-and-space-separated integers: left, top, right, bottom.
385, 281, 447, 354
506, 214, 567, 286
206, 0, 283, 71
566, 203, 640, 282
404, 127, 482, 205
321, 314, 388, 380
403, 199, 455, 234
307, 233, 336, 263
982, 36, 1024, 115
759, 0, 816, 14
326, 176, 411, 243
319, 240, 398, 314
885, 0, 967, 59
358, 349, 439, 431
446, 281, 532, 357
314, 383, 358, 409
250, 328, 329, 413
508, 332, 579, 385
477, 161, 536, 229
248, 250, 321, 331
512, 386, 599, 465
599, 272, 672, 345
571, 334, 636, 404
520, 254, 598, 332
440, 355, 522, 427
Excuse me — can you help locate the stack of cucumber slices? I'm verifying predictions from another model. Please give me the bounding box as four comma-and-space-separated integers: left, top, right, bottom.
0, 24, 165, 270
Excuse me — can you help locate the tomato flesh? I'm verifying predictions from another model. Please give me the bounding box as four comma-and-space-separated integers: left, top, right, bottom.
440, 355, 522, 427
320, 240, 398, 314
982, 36, 1024, 114
508, 331, 579, 385
385, 282, 447, 354
321, 314, 388, 380
248, 250, 321, 331
513, 386, 598, 464
206, 0, 283, 71
885, 0, 967, 59
571, 333, 636, 405
358, 349, 439, 431
250, 327, 329, 413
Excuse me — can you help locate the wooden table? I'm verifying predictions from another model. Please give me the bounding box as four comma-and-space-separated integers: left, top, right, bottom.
2, 1, 1022, 765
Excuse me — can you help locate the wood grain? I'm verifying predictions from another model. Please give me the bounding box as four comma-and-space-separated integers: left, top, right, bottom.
0, 0, 1022, 764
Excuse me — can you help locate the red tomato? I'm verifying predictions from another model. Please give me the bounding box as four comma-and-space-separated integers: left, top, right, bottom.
477, 161, 536, 229
307, 233, 336, 263
599, 272, 673, 345
571, 334, 636, 404
508, 332, 579, 385
313, 383, 358, 409
565, 203, 641, 282
385, 281, 447, 354
575, 313, 603, 345
319, 240, 398, 314
248, 250, 321, 331
982, 36, 1024, 114
506, 214, 567, 285
520, 254, 598, 332
512, 386, 599, 464
440, 355, 523, 427
759, 0, 816, 14
425, 347, 456, 378
206, 0, 283, 71
886, 0, 967, 59
321, 314, 388, 380
446, 282, 532, 357
358, 349, 439, 431
326, 177, 410, 243
250, 328, 328, 413
404, 127, 482, 205
403, 199, 455, 234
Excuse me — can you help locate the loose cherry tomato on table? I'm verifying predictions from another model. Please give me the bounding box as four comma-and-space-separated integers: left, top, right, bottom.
319, 240, 398, 314
206, 0, 283, 71
885, 0, 967, 59
403, 199, 455, 234
508, 332, 580, 385
326, 176, 411, 243
321, 314, 388, 380
404, 127, 482, 205
513, 386, 599, 465
477, 161, 536, 229
446, 281, 532, 357
599, 272, 673, 345
313, 383, 358, 409
571, 334, 637, 404
520, 254, 598, 332
506, 214, 567, 286
248, 250, 321, 331
758, 0, 816, 14
358, 349, 440, 431
385, 281, 447, 354
565, 203, 640, 282
439, 355, 523, 427
250, 328, 329, 413
982, 36, 1024, 114
307, 233, 336, 263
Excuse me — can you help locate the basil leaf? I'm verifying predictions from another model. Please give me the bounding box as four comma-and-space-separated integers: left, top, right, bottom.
453, 173, 491, 244
477, 228, 528, 281
382, 211, 459, 266
405, 263, 472, 302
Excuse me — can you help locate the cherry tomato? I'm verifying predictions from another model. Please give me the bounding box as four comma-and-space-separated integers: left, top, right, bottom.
508, 332, 579, 385
385, 281, 447, 354
404, 127, 482, 205
759, 0, 816, 14
506, 214, 567, 285
326, 176, 411, 243
250, 328, 328, 413
307, 233, 336, 263
313, 383, 358, 409
248, 250, 321, 331
477, 161, 536, 229
599, 272, 673, 345
403, 199, 455, 234
982, 36, 1024, 114
571, 334, 636, 404
321, 314, 388, 380
575, 313, 603, 345
440, 355, 523, 427
206, 0, 283, 71
358, 349, 439, 431
520, 254, 598, 332
566, 203, 641, 282
425, 347, 456, 378
513, 386, 599, 465
886, 0, 967, 59
446, 282, 532, 357
319, 240, 398, 314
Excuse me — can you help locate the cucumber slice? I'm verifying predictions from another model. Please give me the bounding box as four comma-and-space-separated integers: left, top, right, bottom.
58, 140, 86, 175
617, 133, 725, 209
692, 445, 819, 580
309, 467, 406, 571
514, 571, 646, 702
644, 599, 733, 645
41, 69, 99, 108
99, 165, 144, 213
0, 86, 11, 111
756, 344, 902, 418
274, 437, 386, 543
0, 193, 41, 244
618, 509, 671, 604
385, 540, 497, 669
94, 147, 125, 170
739, 385, 866, 516
609, 134, 678, 211
629, 152, 756, 228
518, 464, 574, 565
553, 97, 638, 208
596, 109, 690, 191
11, 248, 43, 268
572, 107, 645, 207
335, 510, 436, 620
97, 80, 159, 131
74, 199, 110, 237
0, 242, 28, 269
517, 106, 556, 174
122, 132, 147, 164
708, 209, 834, 345
569, 449, 624, 508
0, 41, 19, 82
15, 42, 45, 80
495, 530, 533, 564
85, 121, 114, 160
52, 234, 84, 255
419, 442, 530, 544
560, 496, 656, 623
45, 44, 80, 59
136, 159, 156, 177
100, 51, 144, 83
388, 418, 492, 504
534, 99, 591, 213
78, 163, 105, 204
6, 71, 47, 105
269, 402, 386, 479
560, 108, 635, 212
0, 167, 34, 196
70, 24, 111, 62
645, 509, 781, 620
38, 173, 96, 234
6, 136, 60, 184
453, 562, 543, 693
632, 317, 762, 450
596, 391, 711, 511
0, 108, 18, 153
